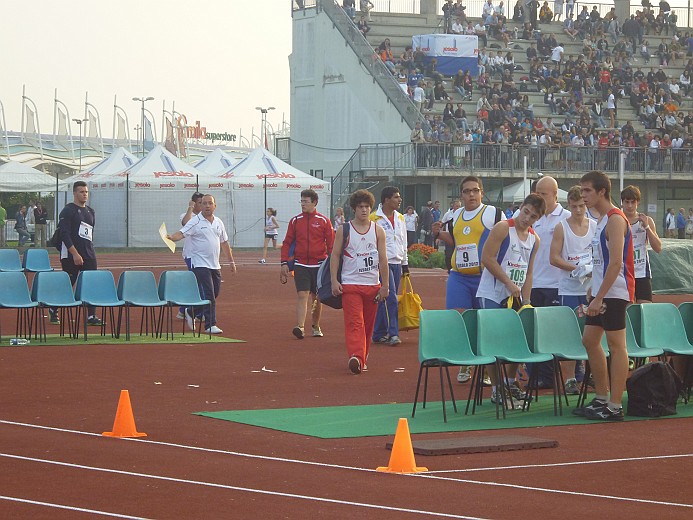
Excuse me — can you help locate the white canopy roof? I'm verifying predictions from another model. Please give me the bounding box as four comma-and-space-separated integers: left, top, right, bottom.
486, 179, 568, 204
0, 160, 68, 192
89, 144, 226, 190
194, 148, 242, 175
217, 147, 329, 192
72, 147, 139, 180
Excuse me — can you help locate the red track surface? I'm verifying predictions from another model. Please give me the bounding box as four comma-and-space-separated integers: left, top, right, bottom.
0, 250, 691, 519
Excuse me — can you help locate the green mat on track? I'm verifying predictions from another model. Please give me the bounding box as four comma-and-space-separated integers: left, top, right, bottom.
4, 334, 244, 347
195, 397, 693, 438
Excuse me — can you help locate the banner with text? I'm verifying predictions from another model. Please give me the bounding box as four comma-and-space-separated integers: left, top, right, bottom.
412, 34, 479, 76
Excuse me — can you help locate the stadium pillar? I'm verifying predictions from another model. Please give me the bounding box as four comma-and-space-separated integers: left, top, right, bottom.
614, 0, 630, 24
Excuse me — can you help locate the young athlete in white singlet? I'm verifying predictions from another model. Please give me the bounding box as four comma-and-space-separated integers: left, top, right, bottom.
330, 190, 389, 375
476, 193, 545, 406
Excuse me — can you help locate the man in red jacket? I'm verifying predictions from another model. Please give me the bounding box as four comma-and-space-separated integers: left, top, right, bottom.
280, 189, 335, 339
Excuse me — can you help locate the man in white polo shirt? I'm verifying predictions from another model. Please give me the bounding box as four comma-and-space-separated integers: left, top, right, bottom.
167, 194, 236, 334
176, 192, 204, 320
523, 175, 571, 387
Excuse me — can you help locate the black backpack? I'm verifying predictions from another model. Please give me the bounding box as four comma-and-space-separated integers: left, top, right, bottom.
626, 362, 682, 417
316, 222, 350, 310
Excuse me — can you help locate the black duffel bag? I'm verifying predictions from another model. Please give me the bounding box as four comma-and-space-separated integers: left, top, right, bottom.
627, 362, 682, 417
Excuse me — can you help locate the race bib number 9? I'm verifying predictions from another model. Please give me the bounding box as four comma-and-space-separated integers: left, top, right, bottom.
455, 243, 479, 270
78, 222, 93, 242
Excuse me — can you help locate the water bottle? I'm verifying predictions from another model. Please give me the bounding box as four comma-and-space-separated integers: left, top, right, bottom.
10, 338, 30, 346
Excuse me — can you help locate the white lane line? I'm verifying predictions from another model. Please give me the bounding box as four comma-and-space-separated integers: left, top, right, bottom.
425, 453, 693, 474
0, 453, 488, 520
412, 473, 693, 509
0, 495, 150, 519
2, 420, 691, 509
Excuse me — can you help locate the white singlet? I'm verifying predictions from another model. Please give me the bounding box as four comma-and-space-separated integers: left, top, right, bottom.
476, 220, 538, 304
266, 215, 278, 236
558, 218, 596, 296
341, 221, 380, 286
630, 220, 650, 279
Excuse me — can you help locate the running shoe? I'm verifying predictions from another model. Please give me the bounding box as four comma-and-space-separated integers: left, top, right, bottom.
490, 389, 519, 408
572, 397, 607, 417
348, 356, 362, 374
384, 335, 401, 345
175, 311, 185, 320
375, 336, 389, 343
507, 381, 530, 402
457, 366, 472, 383
292, 326, 304, 339
565, 378, 580, 395
49, 309, 60, 325
87, 316, 104, 326
205, 325, 223, 334
184, 309, 195, 331
483, 374, 492, 387
312, 325, 323, 337
258, 259, 266, 264
584, 405, 624, 422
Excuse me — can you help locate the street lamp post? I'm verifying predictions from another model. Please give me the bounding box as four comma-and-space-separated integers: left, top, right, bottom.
255, 106, 275, 224
132, 96, 154, 157
72, 118, 87, 172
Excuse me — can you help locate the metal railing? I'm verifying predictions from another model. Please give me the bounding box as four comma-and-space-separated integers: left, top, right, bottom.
318, 0, 425, 130
330, 141, 692, 211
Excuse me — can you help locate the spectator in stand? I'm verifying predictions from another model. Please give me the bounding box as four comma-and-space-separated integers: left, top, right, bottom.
412, 81, 425, 112
360, 0, 374, 20
451, 17, 464, 34
357, 15, 370, 36
539, 1, 553, 23
342, 0, 356, 20
474, 20, 489, 47
443, 0, 455, 33
564, 13, 578, 40
553, 0, 564, 22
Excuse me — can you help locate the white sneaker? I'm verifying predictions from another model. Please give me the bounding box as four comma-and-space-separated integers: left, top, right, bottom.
176, 311, 185, 320
205, 325, 223, 334
457, 366, 472, 383
184, 309, 195, 331
258, 259, 266, 264
312, 325, 323, 337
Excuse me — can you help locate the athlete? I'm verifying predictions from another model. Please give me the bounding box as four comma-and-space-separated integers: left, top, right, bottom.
331, 190, 389, 374
549, 185, 596, 394
433, 176, 504, 384
575, 171, 635, 421
476, 193, 545, 406
620, 185, 662, 303
259, 207, 280, 264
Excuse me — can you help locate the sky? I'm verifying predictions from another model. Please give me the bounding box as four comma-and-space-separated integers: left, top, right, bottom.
1, 0, 292, 145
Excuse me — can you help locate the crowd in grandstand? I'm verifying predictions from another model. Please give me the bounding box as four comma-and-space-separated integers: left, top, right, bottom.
340, 0, 693, 173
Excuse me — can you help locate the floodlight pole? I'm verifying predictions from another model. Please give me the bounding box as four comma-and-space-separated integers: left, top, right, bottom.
256, 106, 275, 225
133, 96, 155, 157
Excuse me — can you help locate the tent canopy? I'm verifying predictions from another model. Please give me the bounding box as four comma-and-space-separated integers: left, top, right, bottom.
90, 144, 224, 190
218, 147, 329, 191
0, 160, 68, 192
194, 148, 242, 175
72, 147, 138, 180
486, 179, 568, 204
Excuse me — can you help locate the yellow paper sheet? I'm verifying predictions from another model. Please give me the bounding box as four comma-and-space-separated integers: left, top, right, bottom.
159, 222, 176, 253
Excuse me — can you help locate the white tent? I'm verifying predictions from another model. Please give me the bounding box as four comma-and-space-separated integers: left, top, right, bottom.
87, 145, 228, 248
0, 161, 69, 192
71, 147, 139, 180
218, 147, 330, 247
486, 179, 568, 204
194, 148, 242, 175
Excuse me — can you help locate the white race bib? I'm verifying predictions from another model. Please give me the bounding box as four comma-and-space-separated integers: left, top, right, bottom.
78, 222, 93, 242
591, 238, 602, 267
504, 259, 528, 288
356, 250, 379, 274
455, 243, 480, 270
568, 251, 592, 267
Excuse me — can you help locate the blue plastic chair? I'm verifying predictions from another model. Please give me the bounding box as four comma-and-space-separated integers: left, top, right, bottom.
0, 249, 23, 272
0, 272, 39, 341
31, 271, 82, 340
117, 271, 167, 340
413, 310, 496, 422
475, 309, 554, 418
158, 271, 210, 338
74, 270, 125, 340
23, 248, 53, 272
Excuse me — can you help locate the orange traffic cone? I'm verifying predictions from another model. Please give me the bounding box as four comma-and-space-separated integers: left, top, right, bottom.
102, 390, 147, 438
376, 418, 427, 474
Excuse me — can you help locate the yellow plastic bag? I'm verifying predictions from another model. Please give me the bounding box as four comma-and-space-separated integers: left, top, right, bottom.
397, 274, 423, 331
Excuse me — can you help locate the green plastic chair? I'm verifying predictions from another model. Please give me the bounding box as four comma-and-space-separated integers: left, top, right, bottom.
0, 249, 23, 272
0, 271, 39, 341
678, 303, 693, 345
31, 271, 82, 340
520, 306, 591, 414
117, 271, 167, 341
476, 309, 553, 418
412, 310, 496, 422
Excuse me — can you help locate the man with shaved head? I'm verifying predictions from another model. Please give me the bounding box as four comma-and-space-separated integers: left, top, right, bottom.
523, 175, 571, 388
